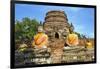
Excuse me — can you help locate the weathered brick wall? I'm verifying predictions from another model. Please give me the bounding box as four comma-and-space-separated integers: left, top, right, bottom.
78, 39, 94, 46
49, 39, 64, 63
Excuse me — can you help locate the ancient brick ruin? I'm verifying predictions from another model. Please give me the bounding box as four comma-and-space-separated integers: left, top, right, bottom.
43, 10, 73, 39
15, 10, 94, 67
43, 10, 94, 63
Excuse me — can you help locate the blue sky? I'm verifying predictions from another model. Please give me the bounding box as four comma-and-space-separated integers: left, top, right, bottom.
15, 4, 95, 38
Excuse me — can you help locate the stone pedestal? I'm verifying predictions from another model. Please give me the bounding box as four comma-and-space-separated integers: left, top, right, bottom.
49, 39, 64, 63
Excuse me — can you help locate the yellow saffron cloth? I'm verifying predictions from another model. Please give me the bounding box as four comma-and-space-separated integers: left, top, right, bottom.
66, 33, 79, 46
32, 32, 48, 48
86, 42, 92, 49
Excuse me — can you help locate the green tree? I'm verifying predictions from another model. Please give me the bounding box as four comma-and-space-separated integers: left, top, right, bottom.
15, 17, 39, 44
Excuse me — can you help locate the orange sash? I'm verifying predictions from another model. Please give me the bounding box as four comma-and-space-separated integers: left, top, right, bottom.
35, 34, 47, 45
67, 34, 78, 46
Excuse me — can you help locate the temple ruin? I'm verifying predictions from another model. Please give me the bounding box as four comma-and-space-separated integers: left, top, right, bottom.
43, 10, 73, 39
42, 10, 94, 63
15, 10, 94, 66
43, 10, 73, 63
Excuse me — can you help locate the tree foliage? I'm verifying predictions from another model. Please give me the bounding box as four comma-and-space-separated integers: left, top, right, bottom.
15, 17, 39, 43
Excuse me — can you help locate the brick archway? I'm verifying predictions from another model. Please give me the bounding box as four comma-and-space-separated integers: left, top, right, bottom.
55, 32, 59, 38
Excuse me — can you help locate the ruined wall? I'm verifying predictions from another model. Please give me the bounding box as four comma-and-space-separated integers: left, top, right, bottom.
78, 38, 94, 46
43, 10, 70, 39
43, 10, 70, 63
43, 10, 94, 63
